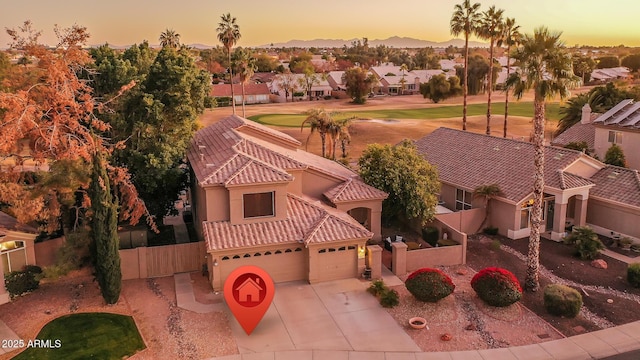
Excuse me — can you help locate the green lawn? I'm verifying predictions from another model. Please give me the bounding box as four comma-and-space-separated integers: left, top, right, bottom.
13, 313, 145, 360
248, 102, 561, 127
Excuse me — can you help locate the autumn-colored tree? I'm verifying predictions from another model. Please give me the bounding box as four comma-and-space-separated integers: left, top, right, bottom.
0, 22, 151, 231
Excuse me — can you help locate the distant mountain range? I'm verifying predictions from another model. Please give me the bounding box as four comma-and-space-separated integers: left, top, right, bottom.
257, 36, 488, 49
88, 36, 488, 50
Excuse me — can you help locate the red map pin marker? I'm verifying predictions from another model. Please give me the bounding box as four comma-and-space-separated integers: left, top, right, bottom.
224, 265, 275, 335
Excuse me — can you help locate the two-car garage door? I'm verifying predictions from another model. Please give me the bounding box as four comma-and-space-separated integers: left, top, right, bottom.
219, 246, 306, 283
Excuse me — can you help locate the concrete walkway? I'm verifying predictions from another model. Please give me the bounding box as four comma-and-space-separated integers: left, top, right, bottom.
0, 320, 20, 356
174, 273, 224, 313
206, 320, 640, 360
601, 249, 639, 265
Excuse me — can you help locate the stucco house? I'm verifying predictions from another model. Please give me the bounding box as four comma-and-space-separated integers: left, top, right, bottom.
186, 115, 387, 290
210, 83, 271, 106
415, 127, 640, 243
552, 100, 640, 171
0, 212, 39, 304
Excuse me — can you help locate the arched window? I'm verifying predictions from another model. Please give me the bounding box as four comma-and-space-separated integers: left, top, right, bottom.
275, 250, 282, 254
328, 248, 336, 252
243, 253, 251, 258
233, 255, 240, 259
338, 246, 346, 251
264, 251, 272, 256
319, 249, 327, 253
294, 248, 302, 252
254, 253, 262, 257
222, 256, 230, 260
284, 249, 292, 253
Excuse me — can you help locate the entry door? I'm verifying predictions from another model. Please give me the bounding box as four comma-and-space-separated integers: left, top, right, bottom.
546, 201, 555, 230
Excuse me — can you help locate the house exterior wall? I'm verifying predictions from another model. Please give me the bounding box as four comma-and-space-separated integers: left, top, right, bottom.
587, 198, 640, 241
228, 183, 288, 224
287, 169, 304, 196
593, 127, 640, 170
489, 200, 519, 238
301, 170, 341, 199
204, 186, 230, 223
336, 199, 384, 241
406, 245, 464, 271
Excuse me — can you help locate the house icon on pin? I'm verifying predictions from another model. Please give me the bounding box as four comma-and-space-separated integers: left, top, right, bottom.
235, 277, 263, 303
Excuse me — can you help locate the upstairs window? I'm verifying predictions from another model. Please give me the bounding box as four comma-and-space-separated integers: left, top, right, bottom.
455, 189, 473, 211
608, 131, 623, 144
243, 192, 274, 218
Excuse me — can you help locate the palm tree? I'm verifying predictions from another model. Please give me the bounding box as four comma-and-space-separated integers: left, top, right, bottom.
399, 63, 408, 95
217, 13, 241, 115
301, 108, 335, 157
327, 118, 352, 160
235, 49, 257, 118
450, 0, 482, 131
159, 29, 180, 49
473, 184, 503, 231
477, 6, 504, 136
501, 17, 521, 138
506, 27, 579, 292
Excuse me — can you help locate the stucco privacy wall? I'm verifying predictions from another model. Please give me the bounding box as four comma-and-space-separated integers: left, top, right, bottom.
587, 198, 640, 241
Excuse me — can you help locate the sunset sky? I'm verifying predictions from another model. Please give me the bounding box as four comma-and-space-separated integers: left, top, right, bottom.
1, 0, 639, 48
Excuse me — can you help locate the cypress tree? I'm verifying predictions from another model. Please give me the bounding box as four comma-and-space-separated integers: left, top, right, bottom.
89, 151, 122, 304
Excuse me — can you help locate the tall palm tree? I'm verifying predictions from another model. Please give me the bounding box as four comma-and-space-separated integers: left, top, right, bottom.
328, 118, 351, 160
477, 6, 504, 136
450, 0, 482, 131
301, 108, 335, 157
235, 49, 257, 118
502, 17, 521, 138
399, 63, 408, 95
217, 13, 241, 115
159, 29, 181, 49
506, 27, 579, 292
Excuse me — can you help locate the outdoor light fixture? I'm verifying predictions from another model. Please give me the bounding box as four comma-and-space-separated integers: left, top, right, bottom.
213, 259, 219, 267
358, 246, 366, 259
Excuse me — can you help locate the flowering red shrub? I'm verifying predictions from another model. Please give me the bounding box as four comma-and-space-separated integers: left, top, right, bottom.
405, 268, 455, 302
471, 267, 522, 307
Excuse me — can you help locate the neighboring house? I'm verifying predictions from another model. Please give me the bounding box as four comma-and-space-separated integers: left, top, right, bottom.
590, 67, 631, 84
0, 212, 38, 304
186, 115, 388, 290
415, 127, 640, 243
210, 83, 271, 106
551, 104, 598, 153
370, 65, 448, 95
555, 100, 640, 170
326, 71, 346, 91
270, 73, 332, 101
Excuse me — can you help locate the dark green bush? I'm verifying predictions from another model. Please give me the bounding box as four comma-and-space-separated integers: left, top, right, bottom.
544, 284, 582, 318
379, 288, 399, 308
483, 227, 499, 235
5, 270, 40, 298
422, 226, 439, 247
405, 268, 455, 302
628, 263, 640, 288
367, 279, 386, 296
471, 267, 522, 307
563, 226, 605, 260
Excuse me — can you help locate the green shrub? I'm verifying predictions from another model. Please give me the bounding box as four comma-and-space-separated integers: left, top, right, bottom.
379, 288, 399, 308
422, 227, 439, 247
471, 267, 522, 307
628, 263, 640, 288
563, 226, 605, 260
544, 284, 582, 318
5, 270, 40, 298
367, 279, 386, 296
483, 227, 499, 235
405, 268, 455, 302
490, 239, 502, 251
22, 265, 44, 281
44, 229, 91, 279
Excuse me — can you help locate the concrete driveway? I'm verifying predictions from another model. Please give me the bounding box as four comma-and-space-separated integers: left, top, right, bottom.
225, 278, 420, 354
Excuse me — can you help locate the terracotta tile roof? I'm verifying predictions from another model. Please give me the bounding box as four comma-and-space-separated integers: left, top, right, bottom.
414, 128, 586, 203
589, 166, 640, 207
324, 177, 388, 204
558, 171, 594, 190
211, 83, 270, 97
203, 194, 373, 251
225, 157, 294, 186
0, 212, 38, 235
551, 122, 596, 149
235, 140, 306, 171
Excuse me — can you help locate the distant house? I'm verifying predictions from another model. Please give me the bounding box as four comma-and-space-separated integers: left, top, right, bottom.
210, 83, 271, 105
270, 73, 332, 101
554, 100, 640, 170
590, 67, 631, 84
370, 65, 447, 95
326, 71, 346, 91
415, 127, 640, 243
186, 115, 387, 290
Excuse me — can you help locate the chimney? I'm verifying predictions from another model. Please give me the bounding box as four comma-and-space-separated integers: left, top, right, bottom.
581, 104, 592, 124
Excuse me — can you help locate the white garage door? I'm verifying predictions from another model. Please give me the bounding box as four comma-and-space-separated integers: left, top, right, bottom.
219, 246, 306, 283
317, 245, 357, 282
